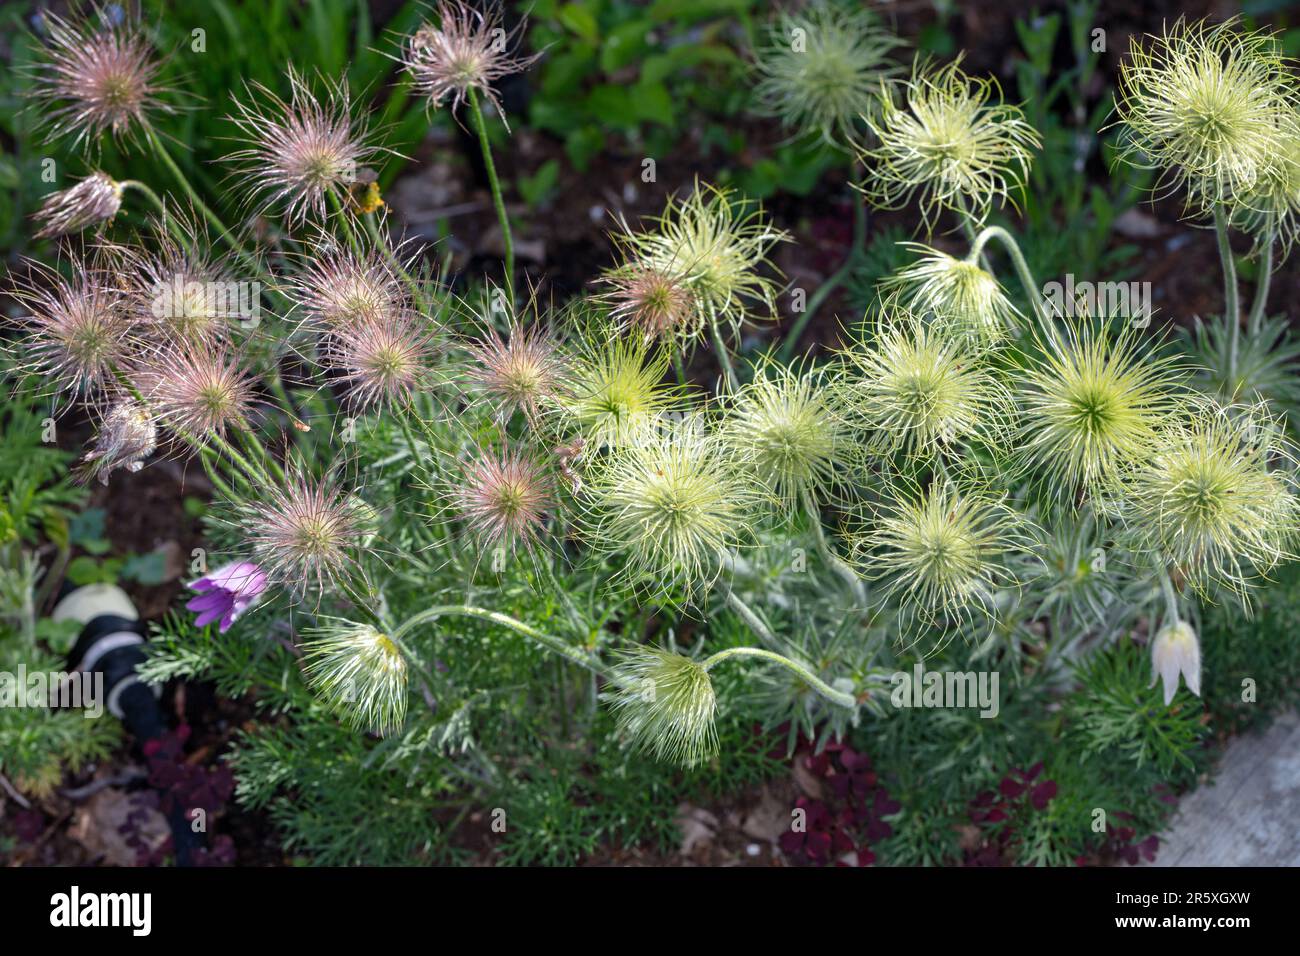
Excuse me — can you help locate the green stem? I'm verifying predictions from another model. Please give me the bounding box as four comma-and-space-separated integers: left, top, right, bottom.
327, 188, 365, 259
391, 604, 606, 677
966, 225, 1047, 325
119, 179, 168, 218
1157, 564, 1181, 627
467, 87, 513, 288
1213, 205, 1240, 387
800, 487, 865, 601
703, 642, 857, 710
778, 178, 867, 363
709, 318, 739, 391
538, 555, 586, 636
1248, 229, 1274, 338
145, 129, 258, 273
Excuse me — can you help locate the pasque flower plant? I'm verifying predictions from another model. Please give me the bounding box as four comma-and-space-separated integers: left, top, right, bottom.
8, 5, 1300, 867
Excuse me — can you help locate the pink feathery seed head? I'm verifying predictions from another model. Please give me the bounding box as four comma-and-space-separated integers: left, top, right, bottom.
131, 342, 260, 439
327, 309, 437, 410
401, 1, 542, 128
12, 254, 132, 404
186, 560, 269, 633
245, 472, 365, 593
74, 399, 157, 485
288, 239, 406, 331
456, 448, 554, 552
464, 319, 565, 422
33, 172, 123, 238
600, 262, 700, 340
28, 6, 172, 151
225, 68, 381, 225
122, 213, 247, 345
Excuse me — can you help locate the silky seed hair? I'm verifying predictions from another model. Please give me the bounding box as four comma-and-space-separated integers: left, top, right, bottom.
225, 68, 382, 225
27, 5, 173, 151
860, 57, 1040, 227
400, 0, 542, 129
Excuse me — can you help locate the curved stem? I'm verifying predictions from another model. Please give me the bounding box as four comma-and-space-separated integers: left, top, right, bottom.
966, 225, 1047, 326
703, 644, 857, 709
391, 604, 606, 677
724, 590, 778, 644
1248, 229, 1274, 338
1213, 206, 1240, 387
119, 179, 168, 218
467, 87, 513, 289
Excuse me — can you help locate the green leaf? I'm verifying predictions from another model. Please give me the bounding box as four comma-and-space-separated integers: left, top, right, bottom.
122, 550, 171, 587
601, 20, 652, 73
558, 3, 600, 43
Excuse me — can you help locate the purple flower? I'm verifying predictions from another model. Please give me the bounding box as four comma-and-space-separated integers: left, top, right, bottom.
186, 562, 267, 633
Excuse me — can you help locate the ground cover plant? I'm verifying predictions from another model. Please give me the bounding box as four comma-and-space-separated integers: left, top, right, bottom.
3, 0, 1300, 867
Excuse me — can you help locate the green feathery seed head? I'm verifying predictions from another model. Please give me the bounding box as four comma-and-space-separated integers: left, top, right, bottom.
752, 0, 902, 146
615, 181, 789, 337
302, 620, 409, 736
722, 359, 853, 509
882, 244, 1022, 343
1115, 17, 1300, 214
581, 418, 756, 599
561, 326, 684, 448
607, 646, 718, 768
1019, 321, 1184, 495
844, 314, 1010, 458
852, 480, 1031, 629
860, 58, 1040, 226
1115, 403, 1298, 600
1231, 115, 1300, 251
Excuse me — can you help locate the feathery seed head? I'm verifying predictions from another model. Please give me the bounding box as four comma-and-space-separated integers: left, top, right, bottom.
303, 620, 408, 736
12, 255, 130, 403
1115, 18, 1300, 213
860, 59, 1040, 226
33, 172, 122, 238
607, 646, 718, 768
455, 448, 554, 553
581, 420, 756, 599
402, 1, 541, 127
1019, 321, 1183, 494
132, 343, 259, 439
597, 262, 702, 342
226, 69, 380, 224
853, 480, 1030, 629
288, 240, 406, 332
1116, 403, 1297, 599
28, 7, 171, 151
845, 315, 1009, 457
722, 360, 852, 509
883, 244, 1021, 342
326, 310, 435, 410
561, 328, 683, 448
752, 0, 901, 146
464, 315, 565, 422
614, 182, 789, 337
244, 472, 365, 593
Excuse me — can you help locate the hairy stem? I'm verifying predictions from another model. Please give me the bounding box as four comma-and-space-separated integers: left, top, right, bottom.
1248, 229, 1274, 338
1213, 205, 1240, 387
800, 487, 866, 603
391, 604, 607, 677
709, 317, 739, 391
703, 643, 857, 709
778, 177, 867, 363
966, 225, 1047, 326
467, 87, 514, 288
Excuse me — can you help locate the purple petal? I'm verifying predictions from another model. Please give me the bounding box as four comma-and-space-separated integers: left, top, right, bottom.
186, 592, 229, 613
